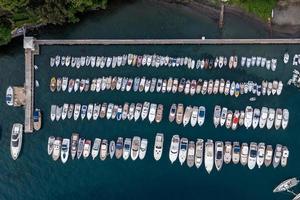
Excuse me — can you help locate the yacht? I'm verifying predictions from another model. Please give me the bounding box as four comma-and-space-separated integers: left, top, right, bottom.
172, 78, 178, 93
204, 139, 214, 174
33, 108, 42, 131
76, 138, 85, 159
92, 104, 100, 120
273, 177, 300, 193
115, 137, 123, 159
195, 139, 204, 168
239, 111, 245, 126
80, 105, 87, 120
184, 79, 191, 95
123, 138, 131, 160
274, 108, 283, 130
187, 141, 195, 168
213, 79, 219, 94
99, 103, 107, 119
176, 104, 184, 125
68, 79, 75, 93
52, 137, 62, 161
201, 80, 208, 95
190, 106, 198, 127
62, 77, 68, 92
224, 142, 232, 164
134, 103, 142, 121
215, 141, 224, 171
167, 77, 173, 93
70, 133, 79, 160
247, 142, 257, 170
116, 105, 122, 121
179, 137, 188, 165
224, 80, 230, 95
91, 138, 101, 160
207, 79, 214, 95
47, 136, 55, 155
281, 146, 289, 167
55, 106, 62, 121
67, 104, 74, 119
225, 110, 233, 129
100, 139, 108, 161
74, 79, 80, 92
139, 138, 148, 160
50, 77, 57, 92
169, 104, 176, 123
282, 109, 289, 130
240, 143, 248, 166
154, 133, 164, 161
220, 107, 227, 127
252, 108, 260, 129
61, 103, 68, 120
10, 123, 23, 160
244, 106, 253, 129
219, 79, 225, 94
230, 142, 240, 164
213, 105, 221, 128
183, 106, 192, 127
231, 110, 239, 130
264, 145, 273, 167
155, 104, 163, 123
256, 143, 266, 168
197, 106, 206, 126
266, 108, 275, 129
83, 140, 91, 159
141, 102, 150, 121
61, 138, 70, 164
122, 103, 129, 120
148, 103, 157, 123
106, 103, 114, 120
6, 86, 14, 106
259, 107, 268, 129
169, 135, 180, 164
128, 103, 135, 121
273, 144, 282, 168
131, 136, 141, 161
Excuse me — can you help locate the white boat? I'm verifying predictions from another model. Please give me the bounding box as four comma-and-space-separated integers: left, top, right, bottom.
213, 79, 219, 94
220, 107, 227, 127
73, 104, 80, 120
82, 140, 91, 159
229, 81, 235, 96
10, 123, 23, 160
204, 139, 214, 174
213, 105, 221, 128
154, 133, 164, 161
267, 108, 275, 129
50, 105, 56, 121
273, 144, 282, 168
183, 106, 192, 127
198, 106, 206, 126
207, 79, 213, 95
167, 77, 173, 93
247, 142, 257, 170
100, 139, 108, 161
134, 103, 142, 121
178, 137, 188, 165
282, 109, 289, 130
190, 106, 198, 127
259, 107, 268, 129
47, 136, 55, 155
62, 77, 68, 92
80, 105, 87, 120
273, 177, 300, 193
184, 80, 191, 95
123, 138, 131, 160
215, 141, 224, 171
244, 106, 253, 129
281, 146, 289, 167
91, 138, 101, 160
264, 145, 273, 167
61, 103, 68, 120
77, 138, 85, 159
219, 79, 225, 94
106, 103, 114, 120
139, 138, 148, 160
274, 108, 283, 130
74, 79, 80, 92
70, 133, 79, 160
141, 102, 150, 121
155, 104, 163, 123
195, 139, 204, 168
148, 103, 157, 123
92, 104, 100, 120
232, 142, 240, 164
172, 78, 178, 93
256, 143, 265, 168
169, 104, 176, 123
61, 138, 70, 164
240, 143, 248, 166
169, 135, 180, 164
115, 137, 123, 159
6, 86, 14, 106
239, 111, 245, 126
55, 106, 62, 121
225, 110, 233, 129
128, 103, 135, 121
52, 137, 62, 161
187, 141, 195, 168
176, 104, 184, 125
224, 142, 232, 164
252, 108, 260, 129
131, 136, 141, 161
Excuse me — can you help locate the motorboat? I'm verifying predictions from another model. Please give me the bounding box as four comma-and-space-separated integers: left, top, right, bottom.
67, 104, 74, 119
220, 107, 227, 127
264, 145, 273, 167
184, 79, 191, 95
204, 139, 214, 174
187, 141, 195, 168
231, 110, 239, 130
224, 141, 232, 164
92, 103, 100, 120
282, 109, 289, 130
176, 104, 184, 125
76, 138, 85, 159
240, 143, 248, 166
190, 106, 198, 127
55, 106, 62, 121
134, 103, 142, 121
256, 143, 265, 168
201, 80, 208, 95
167, 77, 173, 93
33, 108, 42, 131
111, 105, 118, 120
281, 146, 289, 167
141, 102, 150, 121
273, 177, 300, 193
52, 137, 62, 161
183, 106, 192, 127
6, 86, 14, 106
213, 105, 221, 128
169, 135, 180, 164
248, 142, 257, 170
62, 77, 68, 92
148, 103, 157, 123
266, 108, 275, 129
122, 103, 129, 120
99, 103, 107, 119
155, 104, 163, 123
259, 107, 268, 129
207, 79, 214, 95
215, 141, 224, 171
116, 105, 122, 121
239, 111, 245, 126
172, 78, 178, 93
70, 133, 79, 160
115, 137, 123, 159
61, 103, 68, 120
131, 136, 141, 161
225, 110, 233, 129
123, 138, 131, 160
82, 140, 91, 159
195, 139, 204, 168
244, 106, 253, 129
252, 108, 260, 129
80, 105, 87, 120
100, 139, 108, 161
169, 104, 176, 123
154, 133, 164, 161
10, 123, 23, 160
139, 138, 148, 160
178, 137, 188, 165
61, 138, 70, 164
198, 106, 206, 126
47, 136, 55, 155
128, 103, 135, 121
91, 138, 101, 160
273, 144, 282, 168
50, 77, 56, 92
106, 103, 114, 120
274, 108, 283, 130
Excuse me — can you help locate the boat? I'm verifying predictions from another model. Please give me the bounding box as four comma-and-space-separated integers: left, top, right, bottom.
156, 79, 163, 93
256, 143, 265, 168
273, 144, 282, 168
267, 108, 275, 129
68, 79, 75, 93
80, 105, 87, 120
225, 110, 233, 129
83, 140, 91, 159
187, 141, 195, 168
239, 111, 245, 126
256, 56, 262, 67
169, 104, 176, 123
62, 77, 68, 92
155, 104, 163, 123
282, 109, 289, 130
50, 57, 55, 67
55, 55, 60, 67
201, 80, 208, 95
139, 76, 146, 92
220, 107, 227, 127
183, 106, 192, 127
184, 80, 191, 95
127, 103, 135, 121
215, 141, 224, 171
196, 79, 203, 94
6, 86, 14, 106
73, 104, 81, 120
70, 133, 79, 160
273, 177, 299, 193
61, 138, 70, 164
275, 108, 283, 130
178, 78, 185, 93
176, 104, 184, 125
213, 105, 221, 128
74, 79, 80, 92
264, 145, 273, 167
50, 77, 56, 92
123, 138, 131, 160
106, 103, 114, 120
207, 79, 213, 95
172, 78, 178, 93
204, 139, 214, 174
251, 56, 256, 66
77, 138, 85, 159
33, 108, 42, 131
224, 80, 230, 95
179, 137, 188, 165
150, 78, 157, 93
231, 110, 239, 130
281, 146, 289, 167
141, 102, 150, 121
52, 137, 62, 161
240, 143, 248, 166
259, 107, 268, 129
224, 142, 232, 164
232, 142, 240, 164
134, 103, 142, 121
115, 137, 123, 159
55, 106, 62, 121
244, 106, 253, 129
219, 79, 225, 94
79, 79, 85, 92
47, 136, 55, 155
213, 79, 219, 94
10, 123, 23, 160
169, 135, 180, 164
195, 139, 204, 168
247, 142, 257, 170
92, 103, 100, 120
190, 80, 197, 96
246, 58, 251, 68
252, 108, 260, 129
111, 104, 118, 120
167, 77, 173, 93
116, 105, 122, 121
190, 106, 198, 127
229, 81, 235, 96
91, 138, 101, 160
154, 133, 164, 161
138, 138, 148, 160
234, 83, 240, 97
271, 58, 277, 71
197, 106, 206, 126
109, 140, 115, 159
61, 103, 68, 120
148, 103, 157, 123
100, 139, 108, 161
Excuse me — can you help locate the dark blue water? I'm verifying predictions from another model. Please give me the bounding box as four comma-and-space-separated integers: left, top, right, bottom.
0, 1, 299, 199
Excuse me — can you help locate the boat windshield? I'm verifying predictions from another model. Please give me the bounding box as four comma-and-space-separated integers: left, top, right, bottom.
234, 147, 240, 153
217, 151, 223, 159
250, 150, 257, 157
12, 140, 19, 147
125, 144, 130, 149
12, 134, 19, 140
